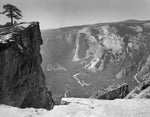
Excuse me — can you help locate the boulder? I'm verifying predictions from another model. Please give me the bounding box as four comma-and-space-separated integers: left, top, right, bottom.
90, 83, 129, 99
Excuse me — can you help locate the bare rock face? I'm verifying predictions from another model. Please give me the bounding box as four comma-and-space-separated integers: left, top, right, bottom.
125, 77, 150, 99
0, 22, 54, 109
41, 20, 150, 102
90, 83, 129, 99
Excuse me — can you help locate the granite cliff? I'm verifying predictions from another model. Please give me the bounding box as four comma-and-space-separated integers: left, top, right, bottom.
0, 22, 54, 109
41, 20, 150, 102
125, 76, 150, 99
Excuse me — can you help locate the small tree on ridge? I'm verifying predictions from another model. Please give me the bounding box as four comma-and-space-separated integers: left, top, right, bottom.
0, 4, 22, 25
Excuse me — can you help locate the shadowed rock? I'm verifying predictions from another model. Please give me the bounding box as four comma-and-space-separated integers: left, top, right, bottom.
125, 77, 150, 99
0, 22, 54, 110
90, 83, 129, 99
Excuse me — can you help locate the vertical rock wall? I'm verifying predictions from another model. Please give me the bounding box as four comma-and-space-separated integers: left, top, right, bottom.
0, 22, 54, 109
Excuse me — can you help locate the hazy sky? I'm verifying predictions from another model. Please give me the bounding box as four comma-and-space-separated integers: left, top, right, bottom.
0, 0, 150, 29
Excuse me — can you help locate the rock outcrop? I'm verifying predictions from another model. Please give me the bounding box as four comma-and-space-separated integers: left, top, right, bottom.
41, 20, 150, 101
90, 83, 129, 99
0, 22, 54, 109
125, 77, 150, 99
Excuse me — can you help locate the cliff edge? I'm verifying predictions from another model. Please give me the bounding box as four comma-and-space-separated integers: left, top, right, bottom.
0, 22, 54, 109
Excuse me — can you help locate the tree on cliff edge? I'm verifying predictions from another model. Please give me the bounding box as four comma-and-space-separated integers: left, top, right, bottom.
0, 4, 22, 25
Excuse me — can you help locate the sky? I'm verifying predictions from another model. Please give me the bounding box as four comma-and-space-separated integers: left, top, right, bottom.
0, 0, 150, 29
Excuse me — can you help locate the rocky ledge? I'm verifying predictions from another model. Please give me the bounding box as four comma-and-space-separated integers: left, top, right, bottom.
125, 76, 150, 99
0, 22, 54, 109
90, 83, 129, 99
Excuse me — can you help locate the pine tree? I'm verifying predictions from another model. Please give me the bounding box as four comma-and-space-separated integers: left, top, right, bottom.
1, 4, 22, 25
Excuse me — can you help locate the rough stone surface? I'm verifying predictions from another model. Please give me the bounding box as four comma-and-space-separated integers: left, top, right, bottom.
90, 83, 129, 99
125, 77, 150, 99
0, 22, 54, 110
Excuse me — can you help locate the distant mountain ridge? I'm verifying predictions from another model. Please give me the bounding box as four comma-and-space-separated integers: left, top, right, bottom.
41, 19, 150, 102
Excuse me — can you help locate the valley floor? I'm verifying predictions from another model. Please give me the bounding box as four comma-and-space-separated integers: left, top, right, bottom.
0, 98, 150, 117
